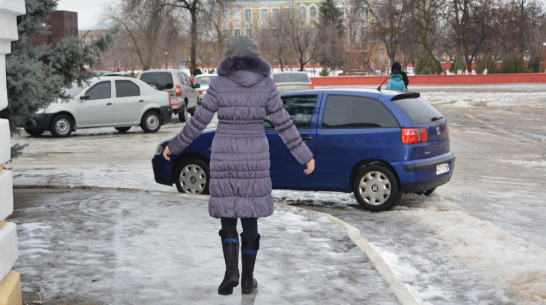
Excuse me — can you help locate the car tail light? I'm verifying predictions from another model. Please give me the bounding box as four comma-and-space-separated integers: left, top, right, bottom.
197, 90, 203, 95
168, 94, 172, 106
176, 85, 182, 97
309, 84, 314, 89
445, 123, 449, 137
401, 128, 428, 144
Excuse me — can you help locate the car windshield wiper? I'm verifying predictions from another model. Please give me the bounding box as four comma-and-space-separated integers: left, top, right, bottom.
431, 116, 444, 121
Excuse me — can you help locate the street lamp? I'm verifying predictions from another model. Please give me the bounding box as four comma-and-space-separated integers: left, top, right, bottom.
165, 52, 168, 70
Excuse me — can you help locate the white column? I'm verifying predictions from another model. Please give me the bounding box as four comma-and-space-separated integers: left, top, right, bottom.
0, 1, 26, 304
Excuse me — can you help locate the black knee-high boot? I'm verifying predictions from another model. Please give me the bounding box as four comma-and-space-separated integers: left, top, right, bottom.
241, 234, 260, 294
218, 230, 240, 295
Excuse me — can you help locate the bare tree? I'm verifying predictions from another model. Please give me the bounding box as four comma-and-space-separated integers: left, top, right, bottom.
354, 0, 412, 66
257, 10, 293, 71
282, 8, 316, 71
448, 0, 501, 73
405, 0, 445, 73
170, 0, 220, 77
347, 3, 382, 73
105, 0, 172, 70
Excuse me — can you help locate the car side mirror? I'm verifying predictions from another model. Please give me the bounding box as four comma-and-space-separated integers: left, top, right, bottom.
193, 83, 200, 89
80, 95, 89, 100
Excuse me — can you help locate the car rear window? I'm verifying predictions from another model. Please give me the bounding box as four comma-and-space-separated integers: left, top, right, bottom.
392, 98, 443, 124
195, 75, 216, 85
140, 72, 174, 89
322, 95, 399, 128
272, 73, 310, 83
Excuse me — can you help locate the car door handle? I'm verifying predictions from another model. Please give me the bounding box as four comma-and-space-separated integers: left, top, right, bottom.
302, 135, 313, 141
106, 102, 112, 106
139, 99, 144, 103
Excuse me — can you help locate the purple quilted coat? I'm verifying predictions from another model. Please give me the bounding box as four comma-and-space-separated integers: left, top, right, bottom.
167, 56, 313, 219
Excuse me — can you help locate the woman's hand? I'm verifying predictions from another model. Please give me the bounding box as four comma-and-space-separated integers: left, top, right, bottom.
304, 158, 315, 175
162, 145, 172, 161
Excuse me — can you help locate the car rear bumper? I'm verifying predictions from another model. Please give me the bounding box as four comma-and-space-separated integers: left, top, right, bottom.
158, 105, 173, 123
398, 152, 455, 193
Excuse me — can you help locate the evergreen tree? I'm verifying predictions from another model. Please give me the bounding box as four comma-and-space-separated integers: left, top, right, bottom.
1, 0, 114, 139
314, 0, 345, 71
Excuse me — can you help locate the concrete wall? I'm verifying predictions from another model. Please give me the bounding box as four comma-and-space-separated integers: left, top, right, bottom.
0, 1, 25, 304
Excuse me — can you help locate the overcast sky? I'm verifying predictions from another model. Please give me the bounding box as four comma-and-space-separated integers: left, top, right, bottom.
56, 0, 117, 29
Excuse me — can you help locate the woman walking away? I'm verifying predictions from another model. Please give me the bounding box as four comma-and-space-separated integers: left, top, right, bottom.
162, 35, 315, 295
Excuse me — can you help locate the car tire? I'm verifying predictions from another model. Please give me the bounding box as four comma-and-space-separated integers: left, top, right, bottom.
50, 114, 73, 137
174, 158, 209, 195
141, 110, 161, 133
188, 106, 196, 116
24, 127, 44, 136
178, 102, 188, 122
115, 127, 131, 133
421, 188, 436, 196
353, 163, 399, 212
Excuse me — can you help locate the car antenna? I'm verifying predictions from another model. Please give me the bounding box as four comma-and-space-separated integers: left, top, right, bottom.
377, 75, 389, 91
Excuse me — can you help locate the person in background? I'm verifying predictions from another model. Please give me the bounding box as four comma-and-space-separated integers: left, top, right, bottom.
386, 67, 407, 91
162, 35, 315, 296
391, 62, 409, 89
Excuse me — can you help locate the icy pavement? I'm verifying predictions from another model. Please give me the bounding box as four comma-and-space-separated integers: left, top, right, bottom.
7, 84, 546, 304
11, 188, 401, 305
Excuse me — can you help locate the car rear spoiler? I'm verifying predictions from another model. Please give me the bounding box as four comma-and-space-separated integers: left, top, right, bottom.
391, 92, 420, 101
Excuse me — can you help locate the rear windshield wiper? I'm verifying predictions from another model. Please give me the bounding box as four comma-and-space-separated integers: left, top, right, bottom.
431, 116, 444, 121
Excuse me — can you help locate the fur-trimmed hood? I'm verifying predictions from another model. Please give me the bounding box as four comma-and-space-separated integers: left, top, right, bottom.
216, 56, 271, 87
217, 55, 271, 76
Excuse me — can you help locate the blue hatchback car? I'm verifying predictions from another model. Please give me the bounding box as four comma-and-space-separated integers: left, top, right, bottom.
152, 89, 455, 211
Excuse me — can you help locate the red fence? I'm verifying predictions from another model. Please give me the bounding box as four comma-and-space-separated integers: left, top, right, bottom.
310, 73, 546, 87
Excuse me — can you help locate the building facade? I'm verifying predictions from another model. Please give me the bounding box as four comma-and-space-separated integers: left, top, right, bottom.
219, 0, 385, 73
32, 10, 78, 47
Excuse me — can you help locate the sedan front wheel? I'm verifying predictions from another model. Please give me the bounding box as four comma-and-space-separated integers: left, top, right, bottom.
50, 114, 73, 137
174, 158, 209, 195
353, 163, 399, 212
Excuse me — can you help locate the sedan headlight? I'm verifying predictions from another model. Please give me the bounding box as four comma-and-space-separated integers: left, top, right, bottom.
155, 145, 164, 155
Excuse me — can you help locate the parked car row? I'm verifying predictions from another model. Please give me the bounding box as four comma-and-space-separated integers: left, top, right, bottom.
24, 71, 315, 137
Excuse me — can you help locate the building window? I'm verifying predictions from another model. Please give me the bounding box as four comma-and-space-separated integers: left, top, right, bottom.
379, 49, 384, 58
234, 8, 241, 21
309, 6, 317, 19
260, 8, 268, 21
223, 9, 229, 21
245, 9, 251, 22
361, 8, 369, 19
272, 8, 279, 20
298, 6, 306, 21
245, 28, 252, 37
235, 29, 241, 36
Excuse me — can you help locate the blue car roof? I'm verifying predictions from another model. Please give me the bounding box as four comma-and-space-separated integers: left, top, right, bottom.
279, 88, 420, 102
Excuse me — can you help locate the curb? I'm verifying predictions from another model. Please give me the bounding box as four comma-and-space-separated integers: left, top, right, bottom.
277, 203, 420, 305
14, 184, 419, 305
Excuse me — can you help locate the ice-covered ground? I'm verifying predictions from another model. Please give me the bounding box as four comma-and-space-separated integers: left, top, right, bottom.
8, 84, 546, 304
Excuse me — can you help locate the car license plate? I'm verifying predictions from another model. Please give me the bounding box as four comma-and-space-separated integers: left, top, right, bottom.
436, 163, 450, 175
